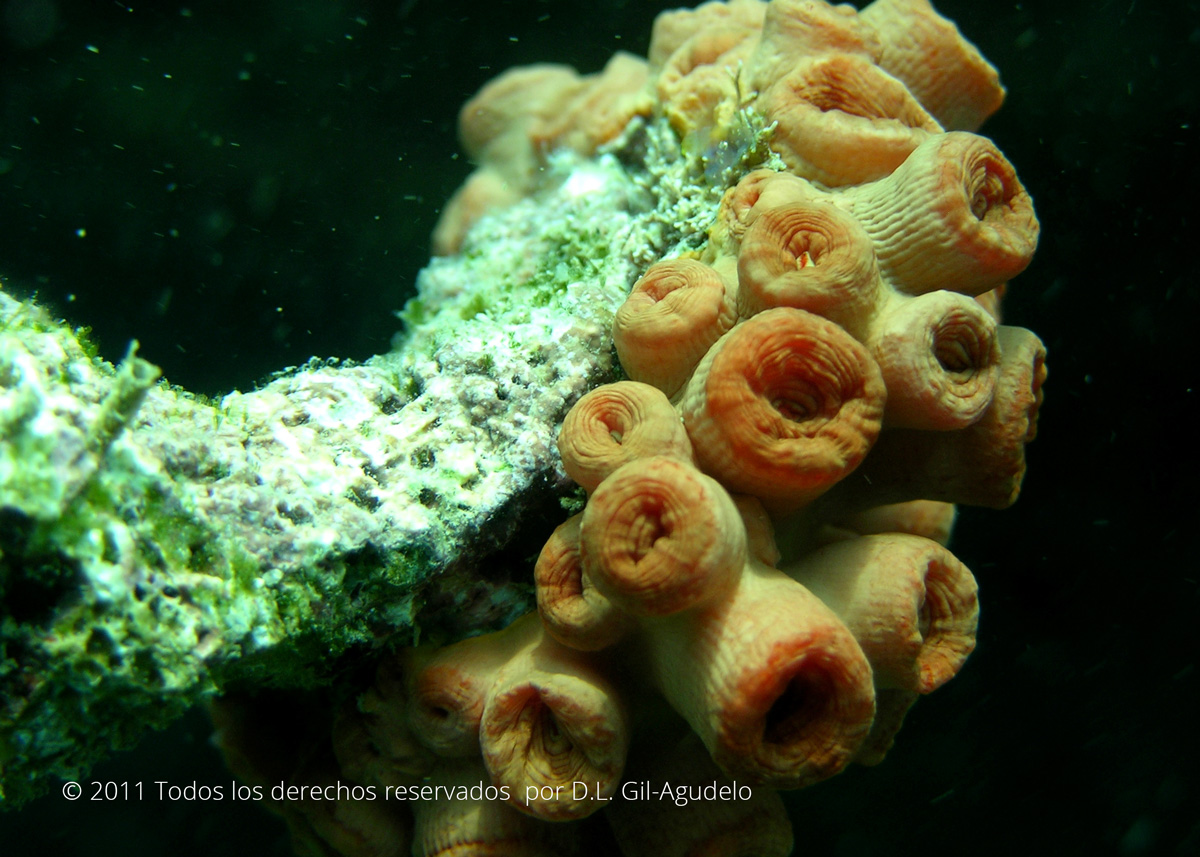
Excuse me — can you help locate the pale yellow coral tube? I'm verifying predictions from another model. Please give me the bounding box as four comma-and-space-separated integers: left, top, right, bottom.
784, 533, 979, 693
677, 307, 887, 514
479, 616, 629, 821
838, 131, 1039, 295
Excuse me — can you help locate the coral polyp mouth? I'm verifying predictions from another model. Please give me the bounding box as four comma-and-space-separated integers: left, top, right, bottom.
510, 691, 577, 776
628, 507, 671, 564
967, 155, 1017, 221
770, 383, 822, 424
762, 666, 834, 747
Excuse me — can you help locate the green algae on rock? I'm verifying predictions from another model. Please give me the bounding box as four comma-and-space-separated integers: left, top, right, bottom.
0, 117, 743, 805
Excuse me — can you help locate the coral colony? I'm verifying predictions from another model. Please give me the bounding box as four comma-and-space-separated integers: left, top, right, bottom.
0, 0, 1044, 853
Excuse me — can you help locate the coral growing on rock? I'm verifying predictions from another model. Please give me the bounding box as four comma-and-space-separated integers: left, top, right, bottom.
0, 1, 1045, 853
320, 0, 1042, 853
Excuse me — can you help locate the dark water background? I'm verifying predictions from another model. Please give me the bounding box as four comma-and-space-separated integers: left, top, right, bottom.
1, 0, 1197, 854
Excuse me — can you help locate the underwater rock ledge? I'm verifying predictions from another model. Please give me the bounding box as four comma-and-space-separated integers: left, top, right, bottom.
0, 130, 714, 804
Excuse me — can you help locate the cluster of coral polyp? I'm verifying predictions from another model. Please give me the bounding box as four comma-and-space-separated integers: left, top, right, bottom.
242, 1, 1046, 854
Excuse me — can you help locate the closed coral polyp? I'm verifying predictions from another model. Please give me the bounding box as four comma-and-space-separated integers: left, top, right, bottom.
735, 200, 882, 334
860, 0, 1005, 132
678, 307, 887, 514
613, 260, 738, 398
838, 132, 1039, 295
534, 514, 632, 652
761, 53, 940, 186
557, 381, 693, 494
648, 562, 875, 788
580, 457, 746, 617
480, 621, 629, 821
747, 0, 881, 92
866, 289, 1001, 430
830, 325, 1047, 511
786, 533, 979, 694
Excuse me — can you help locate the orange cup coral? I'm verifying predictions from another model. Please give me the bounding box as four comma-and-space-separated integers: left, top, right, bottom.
255, 2, 1050, 855
733, 198, 882, 331
759, 52, 942, 186
580, 456, 747, 617
612, 261, 738, 398
676, 307, 887, 514
557, 381, 694, 494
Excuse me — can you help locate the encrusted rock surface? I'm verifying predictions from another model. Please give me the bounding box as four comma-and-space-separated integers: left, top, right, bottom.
0, 128, 727, 803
